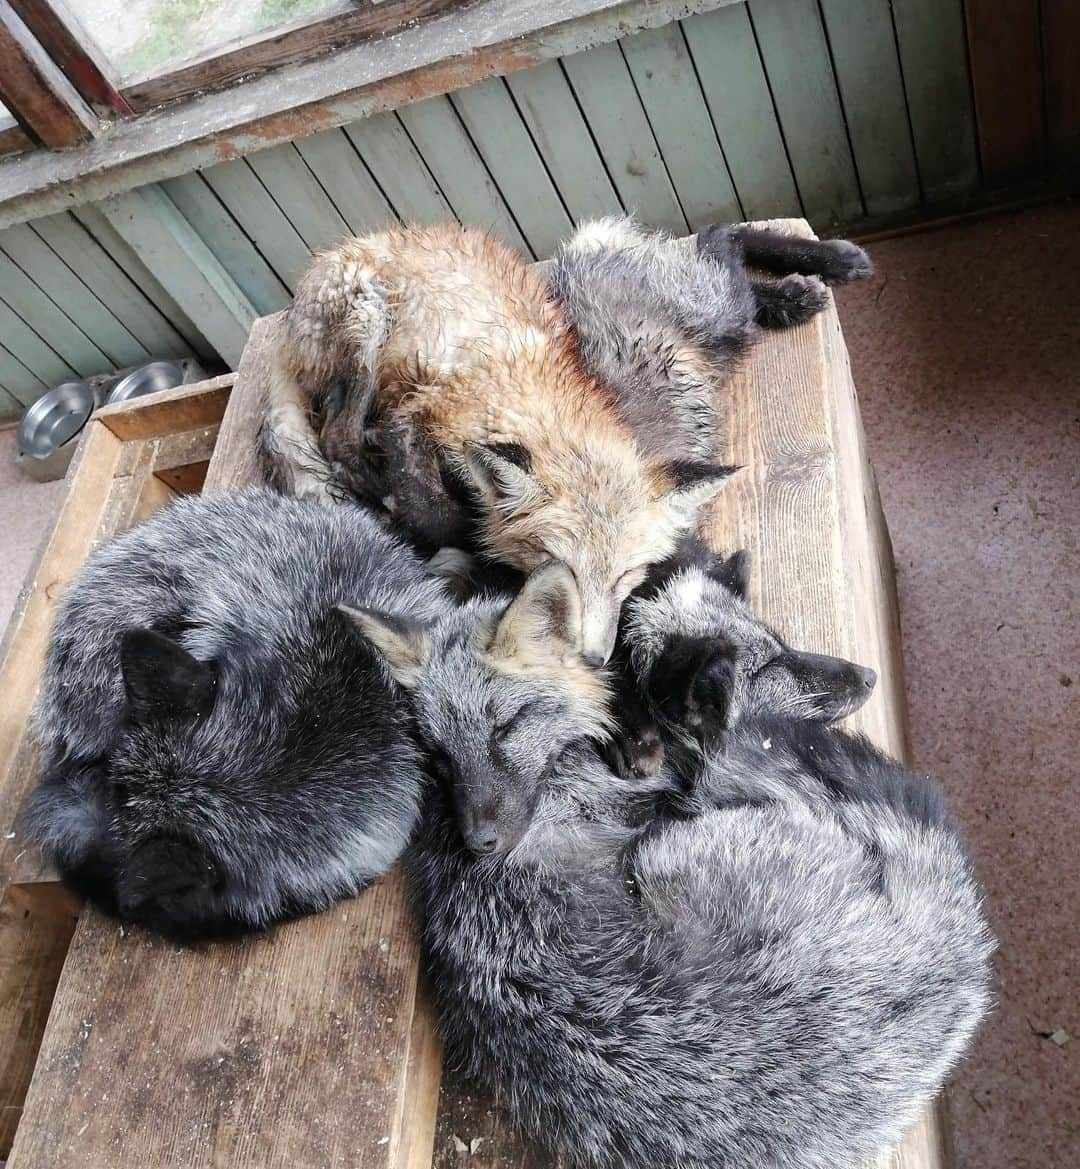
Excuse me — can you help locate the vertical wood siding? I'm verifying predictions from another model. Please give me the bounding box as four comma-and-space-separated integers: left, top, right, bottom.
0, 0, 1072, 414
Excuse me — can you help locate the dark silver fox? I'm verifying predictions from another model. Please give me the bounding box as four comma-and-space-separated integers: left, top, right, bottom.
356, 560, 993, 1169
20, 489, 449, 941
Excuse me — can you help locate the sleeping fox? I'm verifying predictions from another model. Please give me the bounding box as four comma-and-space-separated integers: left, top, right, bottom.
263, 223, 736, 665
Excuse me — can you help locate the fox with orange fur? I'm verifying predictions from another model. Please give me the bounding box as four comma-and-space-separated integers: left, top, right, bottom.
262, 222, 736, 665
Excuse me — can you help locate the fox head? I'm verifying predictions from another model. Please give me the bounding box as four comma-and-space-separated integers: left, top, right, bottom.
623, 545, 877, 748
346, 563, 611, 857
461, 441, 735, 666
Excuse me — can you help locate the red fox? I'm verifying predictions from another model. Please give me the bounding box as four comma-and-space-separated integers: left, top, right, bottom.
264, 223, 733, 664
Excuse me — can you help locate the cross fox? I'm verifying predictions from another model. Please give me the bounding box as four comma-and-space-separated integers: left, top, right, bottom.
262, 219, 870, 664
19, 489, 449, 941
353, 554, 993, 1169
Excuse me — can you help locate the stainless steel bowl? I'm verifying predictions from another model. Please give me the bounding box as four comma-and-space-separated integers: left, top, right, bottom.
107, 359, 187, 404
16, 381, 96, 460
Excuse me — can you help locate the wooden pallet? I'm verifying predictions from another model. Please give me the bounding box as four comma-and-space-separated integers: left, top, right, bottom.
0, 224, 951, 1169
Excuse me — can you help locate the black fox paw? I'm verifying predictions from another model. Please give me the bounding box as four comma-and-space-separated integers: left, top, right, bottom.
755, 275, 829, 329
605, 724, 665, 780
817, 239, 873, 285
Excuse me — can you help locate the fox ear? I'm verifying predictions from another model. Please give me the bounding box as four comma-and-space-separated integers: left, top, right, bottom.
339, 605, 430, 690
490, 562, 582, 661
662, 463, 739, 529
710, 549, 751, 600
462, 441, 548, 514
121, 629, 217, 721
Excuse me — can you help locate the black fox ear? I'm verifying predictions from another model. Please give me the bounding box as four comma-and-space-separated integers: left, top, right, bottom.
121, 629, 217, 721
462, 441, 548, 513
710, 549, 751, 600
339, 605, 430, 690
662, 463, 739, 528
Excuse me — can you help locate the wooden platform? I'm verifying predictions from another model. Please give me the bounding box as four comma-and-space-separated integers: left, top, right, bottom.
0, 223, 950, 1169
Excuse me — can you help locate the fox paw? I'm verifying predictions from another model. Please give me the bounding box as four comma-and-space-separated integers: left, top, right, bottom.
605, 724, 665, 780
817, 239, 873, 285
756, 275, 829, 328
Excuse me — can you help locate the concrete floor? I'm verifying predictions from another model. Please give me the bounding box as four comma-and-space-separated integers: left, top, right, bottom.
0, 203, 1076, 1168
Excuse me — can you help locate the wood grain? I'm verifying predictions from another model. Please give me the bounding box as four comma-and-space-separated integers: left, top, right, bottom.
1041, 0, 1080, 165
0, 0, 98, 148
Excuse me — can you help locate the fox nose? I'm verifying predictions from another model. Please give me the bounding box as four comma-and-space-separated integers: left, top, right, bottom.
581, 651, 605, 668
857, 666, 878, 691
464, 825, 500, 855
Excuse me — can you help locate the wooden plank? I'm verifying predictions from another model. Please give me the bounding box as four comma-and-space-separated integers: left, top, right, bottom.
0, 221, 149, 368
344, 112, 454, 226
450, 78, 573, 258
1041, 0, 1080, 165
97, 185, 258, 368
682, 3, 800, 219
7, 0, 130, 114
72, 203, 215, 362
818, 0, 921, 216
889, 0, 978, 201
247, 142, 352, 253
0, 335, 46, 406
94, 373, 233, 441
0, 890, 77, 1156
0, 0, 97, 148
31, 211, 190, 360
397, 96, 531, 254
0, 249, 109, 377
505, 61, 623, 224
964, 0, 1045, 182
294, 127, 398, 236
0, 0, 741, 230
748, 0, 863, 225
0, 373, 27, 414
200, 159, 313, 291
0, 294, 76, 390
619, 22, 740, 229
123, 0, 462, 112
561, 41, 688, 234
161, 172, 292, 317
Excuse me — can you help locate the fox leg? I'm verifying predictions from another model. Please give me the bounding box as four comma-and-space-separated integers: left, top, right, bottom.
727, 225, 873, 285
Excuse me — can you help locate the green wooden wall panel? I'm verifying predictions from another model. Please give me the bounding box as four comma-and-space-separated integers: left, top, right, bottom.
450, 78, 573, 258
161, 172, 291, 316
562, 42, 688, 234
0, 296, 75, 390
246, 143, 351, 253
818, 0, 920, 215
682, 4, 800, 219
344, 114, 453, 227
397, 97, 530, 255
0, 376, 26, 415
0, 340, 45, 407
891, 0, 979, 199
0, 250, 109, 377
72, 205, 211, 360
99, 187, 257, 368
201, 159, 312, 290
32, 213, 191, 361
1, 223, 148, 367
505, 62, 623, 225
620, 22, 740, 229
294, 129, 397, 236
748, 0, 863, 224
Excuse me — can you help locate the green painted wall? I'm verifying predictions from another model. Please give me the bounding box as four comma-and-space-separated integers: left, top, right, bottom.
0, 0, 983, 413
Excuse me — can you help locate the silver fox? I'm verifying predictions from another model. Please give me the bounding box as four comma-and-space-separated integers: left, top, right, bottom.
354, 562, 993, 1169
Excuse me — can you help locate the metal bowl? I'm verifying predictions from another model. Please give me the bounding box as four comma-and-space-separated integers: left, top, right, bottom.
16, 381, 96, 460
107, 359, 187, 404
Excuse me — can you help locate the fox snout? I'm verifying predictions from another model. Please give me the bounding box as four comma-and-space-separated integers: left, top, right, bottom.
579, 602, 620, 667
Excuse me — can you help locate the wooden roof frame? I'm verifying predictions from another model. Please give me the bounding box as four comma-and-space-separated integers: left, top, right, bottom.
0, 0, 738, 230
